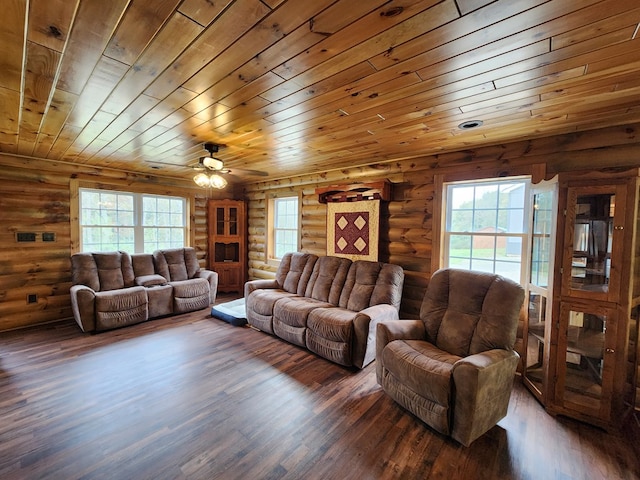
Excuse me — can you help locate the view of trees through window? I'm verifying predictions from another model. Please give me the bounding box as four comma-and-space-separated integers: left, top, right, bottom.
80, 188, 186, 253
445, 179, 529, 283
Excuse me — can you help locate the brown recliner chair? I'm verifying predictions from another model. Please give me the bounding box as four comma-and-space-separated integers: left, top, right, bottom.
376, 268, 525, 446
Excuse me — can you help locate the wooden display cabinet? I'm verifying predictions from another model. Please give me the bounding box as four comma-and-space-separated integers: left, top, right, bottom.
522, 169, 640, 431
207, 199, 246, 293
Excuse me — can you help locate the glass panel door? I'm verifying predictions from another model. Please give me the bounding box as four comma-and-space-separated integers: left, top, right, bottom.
562, 185, 626, 303
524, 179, 557, 398
216, 207, 225, 235
556, 303, 616, 417
229, 207, 238, 235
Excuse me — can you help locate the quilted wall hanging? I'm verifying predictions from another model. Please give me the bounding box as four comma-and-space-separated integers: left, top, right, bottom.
327, 199, 380, 262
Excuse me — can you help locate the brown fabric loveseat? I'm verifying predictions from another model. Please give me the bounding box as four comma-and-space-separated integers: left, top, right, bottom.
244, 252, 405, 368
70, 247, 218, 332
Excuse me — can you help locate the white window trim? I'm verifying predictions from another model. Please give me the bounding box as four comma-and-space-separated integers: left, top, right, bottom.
70, 177, 195, 254
266, 193, 301, 266
438, 175, 532, 285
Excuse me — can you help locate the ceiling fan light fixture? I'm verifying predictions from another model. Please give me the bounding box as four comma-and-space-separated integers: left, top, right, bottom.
193, 172, 211, 187
202, 156, 224, 170
209, 174, 228, 189
194, 172, 228, 189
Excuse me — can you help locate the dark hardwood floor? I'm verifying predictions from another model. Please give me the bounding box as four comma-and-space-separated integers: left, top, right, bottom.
1, 299, 638, 480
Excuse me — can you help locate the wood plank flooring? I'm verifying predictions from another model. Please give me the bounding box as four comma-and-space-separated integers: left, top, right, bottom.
1, 302, 638, 480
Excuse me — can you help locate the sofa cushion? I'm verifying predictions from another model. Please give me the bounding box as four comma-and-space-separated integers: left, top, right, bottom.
71, 252, 100, 291
94, 251, 135, 291
274, 297, 333, 328
421, 269, 523, 357
339, 261, 404, 311
277, 252, 318, 294
135, 274, 167, 287
273, 297, 334, 347
305, 306, 360, 366
153, 248, 200, 282
94, 286, 148, 330
171, 278, 210, 313
131, 253, 156, 277
146, 284, 174, 318
382, 340, 459, 406
305, 256, 351, 304
247, 289, 296, 316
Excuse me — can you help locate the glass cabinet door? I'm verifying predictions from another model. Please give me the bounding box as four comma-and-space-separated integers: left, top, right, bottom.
216, 207, 225, 235
524, 180, 557, 398
562, 185, 626, 303
229, 207, 237, 235
555, 302, 617, 418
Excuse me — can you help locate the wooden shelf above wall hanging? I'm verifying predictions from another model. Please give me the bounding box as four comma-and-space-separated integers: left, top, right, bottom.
315, 179, 392, 203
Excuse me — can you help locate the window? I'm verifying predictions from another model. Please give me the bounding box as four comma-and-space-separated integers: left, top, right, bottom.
79, 188, 186, 253
443, 178, 530, 283
268, 196, 299, 260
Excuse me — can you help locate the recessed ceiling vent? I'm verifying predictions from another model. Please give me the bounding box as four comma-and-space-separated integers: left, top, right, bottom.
458, 120, 483, 130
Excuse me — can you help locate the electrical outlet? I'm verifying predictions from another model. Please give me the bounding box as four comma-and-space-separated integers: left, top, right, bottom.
27, 294, 38, 304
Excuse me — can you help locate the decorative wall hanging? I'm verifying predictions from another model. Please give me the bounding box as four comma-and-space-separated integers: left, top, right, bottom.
327, 199, 380, 262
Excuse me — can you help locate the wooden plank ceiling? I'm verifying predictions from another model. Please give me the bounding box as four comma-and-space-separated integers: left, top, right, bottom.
1, 0, 640, 183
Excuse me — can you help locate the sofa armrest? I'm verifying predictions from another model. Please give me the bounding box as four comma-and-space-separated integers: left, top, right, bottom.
352, 304, 400, 369
70, 285, 96, 332
196, 269, 219, 304
451, 349, 520, 446
244, 279, 279, 298
375, 319, 426, 382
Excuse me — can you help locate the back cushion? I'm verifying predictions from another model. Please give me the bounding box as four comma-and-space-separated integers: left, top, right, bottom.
305, 256, 351, 304
93, 251, 134, 291
421, 269, 524, 357
131, 253, 155, 277
277, 252, 318, 294
153, 248, 199, 281
339, 261, 404, 311
71, 252, 100, 291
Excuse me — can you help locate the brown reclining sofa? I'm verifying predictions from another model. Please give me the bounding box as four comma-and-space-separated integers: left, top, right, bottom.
70, 247, 218, 332
244, 252, 404, 369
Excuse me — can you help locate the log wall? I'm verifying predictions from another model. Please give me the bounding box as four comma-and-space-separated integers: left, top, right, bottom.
0, 153, 234, 331
244, 122, 640, 318
1, 122, 640, 332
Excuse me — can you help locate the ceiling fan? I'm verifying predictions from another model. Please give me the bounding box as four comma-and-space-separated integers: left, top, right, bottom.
192, 142, 268, 177
190, 142, 268, 189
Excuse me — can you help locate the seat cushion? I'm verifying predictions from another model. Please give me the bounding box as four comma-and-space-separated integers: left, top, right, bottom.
382, 340, 460, 406
94, 286, 148, 330
306, 307, 359, 366
274, 297, 333, 328
273, 297, 333, 347
247, 289, 296, 316
170, 278, 210, 313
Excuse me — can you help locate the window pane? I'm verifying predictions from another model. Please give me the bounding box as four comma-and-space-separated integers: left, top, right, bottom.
272, 197, 299, 259
450, 209, 473, 232
80, 189, 186, 253
444, 179, 528, 284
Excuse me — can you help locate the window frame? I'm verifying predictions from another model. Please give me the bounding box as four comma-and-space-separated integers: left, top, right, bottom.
441, 177, 530, 285
433, 171, 537, 286
70, 177, 194, 254
266, 193, 301, 265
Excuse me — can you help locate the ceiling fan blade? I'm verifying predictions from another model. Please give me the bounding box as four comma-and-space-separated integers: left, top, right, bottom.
225, 167, 269, 176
